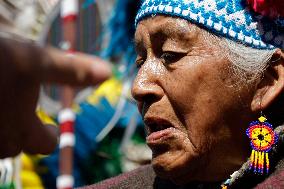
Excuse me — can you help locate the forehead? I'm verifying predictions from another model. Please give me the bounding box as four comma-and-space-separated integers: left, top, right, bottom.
135, 15, 200, 42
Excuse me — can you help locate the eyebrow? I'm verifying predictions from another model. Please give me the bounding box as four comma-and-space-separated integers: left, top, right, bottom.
161, 19, 191, 37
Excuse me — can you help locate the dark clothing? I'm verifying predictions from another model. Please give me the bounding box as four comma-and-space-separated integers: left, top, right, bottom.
80, 126, 284, 189
79, 163, 284, 189
78, 164, 222, 189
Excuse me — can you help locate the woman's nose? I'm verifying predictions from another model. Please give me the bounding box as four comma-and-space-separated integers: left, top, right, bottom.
131, 59, 164, 105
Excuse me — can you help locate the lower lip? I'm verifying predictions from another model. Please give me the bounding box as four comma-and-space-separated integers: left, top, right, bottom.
146, 127, 175, 142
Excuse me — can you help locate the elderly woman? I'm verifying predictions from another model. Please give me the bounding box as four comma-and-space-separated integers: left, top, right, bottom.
1, 0, 283, 188
83, 0, 284, 188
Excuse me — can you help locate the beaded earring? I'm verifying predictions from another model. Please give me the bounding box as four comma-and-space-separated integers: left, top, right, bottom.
246, 112, 278, 174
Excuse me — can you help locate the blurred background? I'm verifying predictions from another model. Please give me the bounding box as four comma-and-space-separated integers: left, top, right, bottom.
0, 0, 151, 188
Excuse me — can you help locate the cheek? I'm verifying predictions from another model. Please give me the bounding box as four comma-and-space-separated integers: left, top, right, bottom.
165, 60, 238, 150
164, 66, 199, 115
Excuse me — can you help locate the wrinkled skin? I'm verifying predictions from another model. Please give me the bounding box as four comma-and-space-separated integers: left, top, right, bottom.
132, 16, 257, 184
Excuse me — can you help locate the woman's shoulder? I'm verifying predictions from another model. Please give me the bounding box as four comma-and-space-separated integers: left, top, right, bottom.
78, 164, 156, 189
78, 164, 179, 189
255, 166, 284, 188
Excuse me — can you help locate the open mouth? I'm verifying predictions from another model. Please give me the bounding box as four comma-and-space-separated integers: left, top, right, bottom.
144, 118, 173, 135
144, 117, 181, 150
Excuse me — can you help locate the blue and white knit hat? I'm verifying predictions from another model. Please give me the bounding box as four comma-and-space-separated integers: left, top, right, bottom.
135, 0, 284, 50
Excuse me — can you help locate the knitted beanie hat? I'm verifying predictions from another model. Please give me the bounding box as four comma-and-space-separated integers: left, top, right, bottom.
135, 0, 284, 50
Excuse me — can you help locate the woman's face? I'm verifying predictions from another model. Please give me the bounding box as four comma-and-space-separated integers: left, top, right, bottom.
132, 16, 255, 184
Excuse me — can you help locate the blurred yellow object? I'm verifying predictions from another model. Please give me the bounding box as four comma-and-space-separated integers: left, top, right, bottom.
21, 170, 44, 188
21, 154, 34, 171
36, 108, 56, 125
87, 78, 122, 106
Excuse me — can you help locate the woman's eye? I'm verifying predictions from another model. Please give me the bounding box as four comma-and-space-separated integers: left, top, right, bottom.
161, 52, 184, 64
135, 58, 144, 68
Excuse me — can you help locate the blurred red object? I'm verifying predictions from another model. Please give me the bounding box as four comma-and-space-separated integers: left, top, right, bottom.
247, 0, 284, 18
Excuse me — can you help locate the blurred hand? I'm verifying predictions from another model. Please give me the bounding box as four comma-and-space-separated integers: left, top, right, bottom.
0, 37, 111, 158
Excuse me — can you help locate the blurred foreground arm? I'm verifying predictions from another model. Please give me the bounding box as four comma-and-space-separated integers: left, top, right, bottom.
0, 37, 111, 158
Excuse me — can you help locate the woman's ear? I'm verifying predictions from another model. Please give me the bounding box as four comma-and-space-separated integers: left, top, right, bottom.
251, 49, 284, 112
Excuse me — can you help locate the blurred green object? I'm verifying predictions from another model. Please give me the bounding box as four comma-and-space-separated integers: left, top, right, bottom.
0, 183, 15, 189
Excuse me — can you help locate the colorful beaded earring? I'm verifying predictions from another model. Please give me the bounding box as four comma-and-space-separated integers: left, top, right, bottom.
246, 110, 278, 174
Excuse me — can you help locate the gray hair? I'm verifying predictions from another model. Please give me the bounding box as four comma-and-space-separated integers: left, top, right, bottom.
200, 24, 284, 124
201, 28, 275, 84
223, 39, 284, 127
222, 38, 276, 83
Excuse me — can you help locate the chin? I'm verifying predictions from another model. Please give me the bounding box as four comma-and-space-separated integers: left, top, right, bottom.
151, 148, 202, 185
146, 128, 203, 184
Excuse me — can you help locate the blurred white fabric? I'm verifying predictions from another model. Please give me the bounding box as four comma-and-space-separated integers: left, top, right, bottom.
0, 0, 60, 42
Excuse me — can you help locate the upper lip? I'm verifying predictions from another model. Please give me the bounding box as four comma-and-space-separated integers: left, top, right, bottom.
143, 117, 174, 134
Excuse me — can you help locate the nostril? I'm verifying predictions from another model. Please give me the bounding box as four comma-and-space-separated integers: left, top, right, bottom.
131, 67, 164, 104
132, 87, 164, 116
132, 84, 163, 102
144, 93, 162, 104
